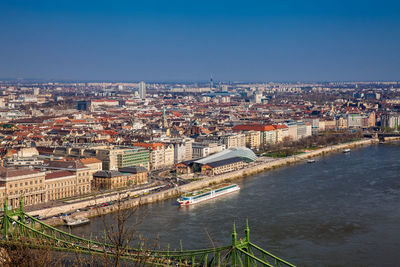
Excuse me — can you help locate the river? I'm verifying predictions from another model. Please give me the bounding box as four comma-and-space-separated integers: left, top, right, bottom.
63, 143, 400, 266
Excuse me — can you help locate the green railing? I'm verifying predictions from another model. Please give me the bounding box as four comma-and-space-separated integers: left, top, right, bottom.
0, 198, 296, 266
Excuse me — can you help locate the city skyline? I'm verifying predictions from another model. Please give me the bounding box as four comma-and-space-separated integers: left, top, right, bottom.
1, 0, 400, 81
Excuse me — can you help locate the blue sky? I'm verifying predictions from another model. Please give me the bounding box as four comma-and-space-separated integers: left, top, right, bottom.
0, 0, 399, 81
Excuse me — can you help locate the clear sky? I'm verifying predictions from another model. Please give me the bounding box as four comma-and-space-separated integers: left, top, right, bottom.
0, 0, 399, 82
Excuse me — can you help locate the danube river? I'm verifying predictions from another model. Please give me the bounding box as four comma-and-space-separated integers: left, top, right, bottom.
65, 143, 400, 266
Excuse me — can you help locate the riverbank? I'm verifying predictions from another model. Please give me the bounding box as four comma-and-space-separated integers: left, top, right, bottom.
42, 138, 377, 226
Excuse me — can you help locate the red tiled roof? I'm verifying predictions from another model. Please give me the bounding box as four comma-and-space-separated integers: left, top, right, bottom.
0, 167, 40, 178
134, 143, 164, 150
45, 170, 74, 180
233, 124, 276, 132
80, 158, 102, 164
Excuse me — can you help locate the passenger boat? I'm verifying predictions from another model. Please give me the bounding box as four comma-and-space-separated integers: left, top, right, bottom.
64, 217, 90, 227
177, 183, 240, 206
342, 148, 351, 153
307, 159, 316, 163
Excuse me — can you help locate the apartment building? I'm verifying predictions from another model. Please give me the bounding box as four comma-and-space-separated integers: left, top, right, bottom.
157, 137, 194, 164
134, 143, 174, 170
192, 142, 226, 159
220, 133, 246, 148
245, 131, 261, 149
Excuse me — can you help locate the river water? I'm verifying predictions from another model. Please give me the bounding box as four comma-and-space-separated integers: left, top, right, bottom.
64, 143, 400, 266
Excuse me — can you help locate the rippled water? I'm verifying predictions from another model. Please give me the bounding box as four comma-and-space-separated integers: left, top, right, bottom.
65, 143, 400, 266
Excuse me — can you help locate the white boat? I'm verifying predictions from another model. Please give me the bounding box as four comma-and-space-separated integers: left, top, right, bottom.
64, 217, 90, 227
307, 159, 316, 163
342, 148, 351, 153
177, 183, 240, 206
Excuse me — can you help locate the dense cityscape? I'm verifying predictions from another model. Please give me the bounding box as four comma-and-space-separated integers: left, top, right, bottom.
0, 80, 399, 210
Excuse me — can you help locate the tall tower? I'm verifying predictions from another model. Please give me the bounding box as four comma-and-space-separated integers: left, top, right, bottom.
210, 75, 213, 91
162, 107, 167, 128
139, 81, 146, 99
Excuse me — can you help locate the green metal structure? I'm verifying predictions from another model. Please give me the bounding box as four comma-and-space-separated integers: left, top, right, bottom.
0, 198, 296, 266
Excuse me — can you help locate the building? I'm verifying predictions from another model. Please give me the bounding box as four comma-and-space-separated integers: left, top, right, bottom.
139, 81, 146, 99
220, 133, 246, 148
0, 167, 46, 209
159, 138, 194, 164
245, 131, 261, 149
201, 157, 244, 176
119, 166, 148, 185
79, 158, 103, 176
90, 99, 119, 110
76, 100, 89, 111
93, 170, 136, 190
381, 113, 400, 129
273, 125, 289, 143
233, 124, 278, 146
176, 160, 196, 175
194, 147, 257, 165
54, 145, 150, 171
3, 147, 43, 167
192, 142, 226, 159
347, 114, 364, 129
336, 116, 348, 130
45, 170, 79, 201
286, 123, 298, 141
39, 160, 92, 196
133, 143, 174, 170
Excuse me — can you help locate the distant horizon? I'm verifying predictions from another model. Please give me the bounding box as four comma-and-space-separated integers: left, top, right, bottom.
0, 78, 399, 84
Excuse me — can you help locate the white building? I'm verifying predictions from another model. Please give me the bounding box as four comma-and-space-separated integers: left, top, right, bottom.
139, 81, 146, 99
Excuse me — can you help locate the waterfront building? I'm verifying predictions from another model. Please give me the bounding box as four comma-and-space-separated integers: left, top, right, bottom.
286, 123, 298, 141
336, 116, 348, 130
194, 147, 257, 165
304, 118, 320, 134
381, 113, 400, 129
176, 160, 196, 175
233, 124, 279, 146
245, 131, 261, 149
201, 157, 244, 176
39, 160, 92, 195
118, 166, 148, 185
45, 171, 79, 201
347, 114, 364, 129
0, 167, 46, 209
273, 125, 289, 143
93, 170, 136, 190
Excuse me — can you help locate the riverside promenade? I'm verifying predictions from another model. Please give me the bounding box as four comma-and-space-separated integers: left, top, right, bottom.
37, 139, 377, 225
